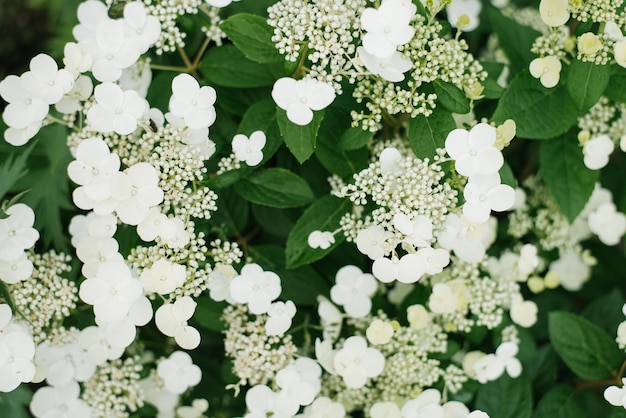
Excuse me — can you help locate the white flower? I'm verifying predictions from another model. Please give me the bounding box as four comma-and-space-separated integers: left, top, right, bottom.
111, 162, 164, 225
34, 339, 95, 386
539, 0, 569, 27
0, 305, 36, 392
379, 147, 403, 175
355, 225, 393, 259
583, 134, 614, 170
271, 77, 335, 126
372, 253, 426, 284
615, 40, 626, 68
401, 388, 444, 418
473, 342, 522, 383
445, 123, 504, 177
588, 202, 626, 245
416, 247, 450, 275
30, 381, 92, 418
244, 385, 284, 418
510, 297, 538, 328
78, 325, 125, 365
73, 0, 110, 42
366, 319, 394, 345
467, 411, 490, 418
56, 75, 93, 114
275, 358, 321, 413
370, 401, 402, 418
78, 260, 143, 323
139, 374, 179, 418
168, 73, 217, 130
0, 75, 48, 132
605, 378, 626, 408
333, 336, 385, 389
157, 351, 202, 395
205, 0, 240, 6
428, 283, 459, 314
155, 296, 201, 349
232, 131, 266, 166
357, 47, 412, 82
63, 42, 92, 76
229, 263, 282, 315
207, 263, 237, 303
3, 121, 43, 147
141, 258, 187, 295
360, 0, 417, 59
0, 253, 33, 284
177, 399, 210, 418
87, 82, 148, 135
518, 244, 539, 277
407, 304, 430, 330
20, 53, 74, 105
393, 213, 433, 248
463, 173, 515, 224
123, 2, 161, 53
76, 236, 124, 278
67, 137, 121, 201
529, 56, 562, 88
301, 396, 346, 418
330, 265, 377, 318
0, 203, 40, 262
318, 297, 343, 341
549, 250, 590, 291
437, 213, 496, 263
307, 230, 336, 249
83, 19, 142, 82
447, 0, 482, 32
265, 300, 297, 336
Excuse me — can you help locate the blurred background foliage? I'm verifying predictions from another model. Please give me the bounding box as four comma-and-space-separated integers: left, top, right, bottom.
0, 0, 81, 81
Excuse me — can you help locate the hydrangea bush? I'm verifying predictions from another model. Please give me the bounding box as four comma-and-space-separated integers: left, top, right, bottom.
2, 0, 626, 416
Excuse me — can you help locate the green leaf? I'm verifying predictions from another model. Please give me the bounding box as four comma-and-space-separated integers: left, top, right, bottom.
604, 66, 626, 103
548, 311, 625, 380
199, 45, 282, 87
487, 8, 542, 75
499, 161, 516, 187
433, 80, 470, 114
567, 59, 610, 112
408, 109, 456, 159
315, 109, 369, 178
0, 385, 32, 418
527, 345, 558, 395
337, 127, 373, 151
0, 141, 35, 202
15, 125, 73, 251
539, 132, 599, 222
285, 195, 351, 269
234, 168, 314, 208
581, 289, 625, 335
194, 297, 227, 332
276, 108, 324, 163
220, 13, 283, 64
534, 384, 585, 418
475, 374, 532, 418
211, 189, 249, 236
249, 245, 329, 305
493, 71, 579, 139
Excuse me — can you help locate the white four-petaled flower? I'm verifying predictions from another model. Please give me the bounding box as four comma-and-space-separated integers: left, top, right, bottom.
271, 77, 335, 126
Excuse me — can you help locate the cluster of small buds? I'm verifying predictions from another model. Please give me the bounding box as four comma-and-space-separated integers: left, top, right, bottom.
501, 324, 520, 345
216, 153, 242, 175
10, 251, 77, 343
81, 356, 144, 418
140, 0, 204, 54
200, 5, 227, 46
569, 0, 623, 23
501, 4, 549, 33
443, 364, 469, 394
268, 0, 367, 93
531, 29, 571, 59
578, 96, 617, 136
208, 239, 243, 266
222, 304, 297, 387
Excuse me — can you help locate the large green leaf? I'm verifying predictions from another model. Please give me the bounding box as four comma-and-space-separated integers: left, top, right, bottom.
487, 8, 541, 75
249, 245, 330, 305
220, 13, 283, 64
276, 108, 324, 163
604, 66, 626, 103
567, 59, 610, 113
337, 126, 373, 151
492, 71, 578, 140
475, 374, 532, 418
433, 80, 470, 114
408, 108, 456, 160
549, 311, 624, 380
539, 131, 599, 222
234, 168, 314, 208
285, 195, 351, 269
199, 45, 282, 87
0, 140, 35, 202
581, 289, 625, 336
534, 384, 585, 418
